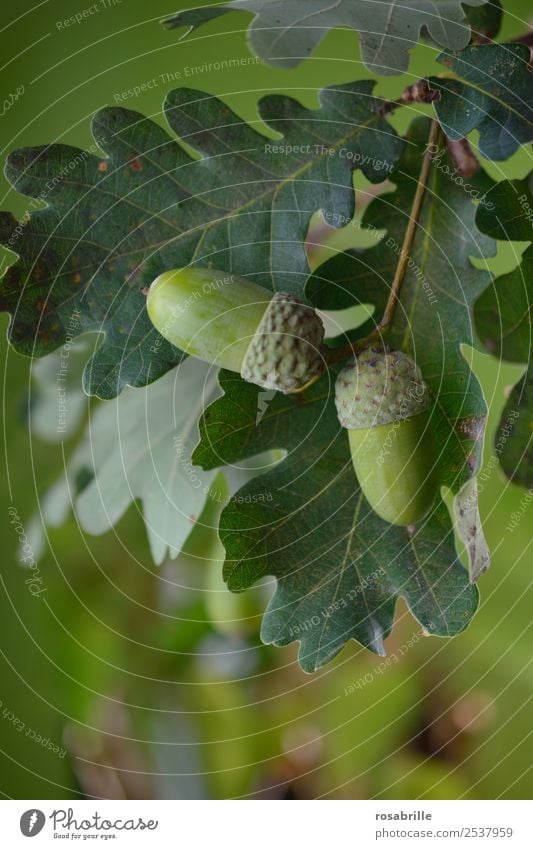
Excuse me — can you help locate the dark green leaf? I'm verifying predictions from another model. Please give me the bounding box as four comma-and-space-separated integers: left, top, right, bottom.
193, 370, 478, 671
463, 0, 502, 43
475, 245, 532, 487
476, 245, 533, 362
431, 44, 533, 160
307, 246, 389, 347
495, 365, 532, 488
0, 83, 403, 397
152, 81, 404, 287
165, 0, 488, 76
476, 175, 533, 240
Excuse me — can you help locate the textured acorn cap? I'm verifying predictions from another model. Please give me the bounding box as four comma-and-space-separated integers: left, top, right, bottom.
335, 347, 430, 429
241, 292, 325, 393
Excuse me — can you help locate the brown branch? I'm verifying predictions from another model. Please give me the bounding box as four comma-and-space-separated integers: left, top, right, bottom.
400, 79, 441, 105
445, 137, 480, 179
509, 25, 533, 46
381, 79, 440, 116
378, 119, 441, 333
325, 119, 442, 368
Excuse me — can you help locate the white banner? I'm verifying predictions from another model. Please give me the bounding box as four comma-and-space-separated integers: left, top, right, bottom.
0, 800, 530, 847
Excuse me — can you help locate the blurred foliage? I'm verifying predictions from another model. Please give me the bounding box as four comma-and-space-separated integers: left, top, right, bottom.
0, 0, 531, 799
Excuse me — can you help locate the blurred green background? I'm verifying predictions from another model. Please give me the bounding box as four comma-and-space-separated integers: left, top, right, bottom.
0, 0, 531, 799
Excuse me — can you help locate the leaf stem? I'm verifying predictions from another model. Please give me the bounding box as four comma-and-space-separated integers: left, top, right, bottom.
325, 118, 441, 368
378, 118, 441, 333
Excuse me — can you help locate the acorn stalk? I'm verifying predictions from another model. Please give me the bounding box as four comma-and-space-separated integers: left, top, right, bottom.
335, 347, 438, 526
147, 267, 325, 393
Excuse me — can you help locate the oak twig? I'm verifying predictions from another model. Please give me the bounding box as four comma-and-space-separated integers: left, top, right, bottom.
381, 79, 440, 116
325, 119, 442, 368
445, 137, 480, 179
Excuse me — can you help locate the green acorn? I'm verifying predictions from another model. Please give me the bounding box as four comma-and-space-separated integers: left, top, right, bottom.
146, 267, 325, 393
335, 347, 438, 526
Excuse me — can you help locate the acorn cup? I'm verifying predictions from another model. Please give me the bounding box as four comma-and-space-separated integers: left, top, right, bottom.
335, 347, 439, 526
146, 267, 325, 393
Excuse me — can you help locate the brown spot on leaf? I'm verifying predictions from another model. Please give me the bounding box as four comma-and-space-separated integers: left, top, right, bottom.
98, 161, 108, 172
128, 157, 143, 172
456, 416, 485, 441
467, 455, 477, 474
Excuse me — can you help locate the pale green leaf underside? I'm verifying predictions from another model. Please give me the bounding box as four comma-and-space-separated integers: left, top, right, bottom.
166, 0, 487, 75
30, 358, 220, 566
75, 358, 220, 564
